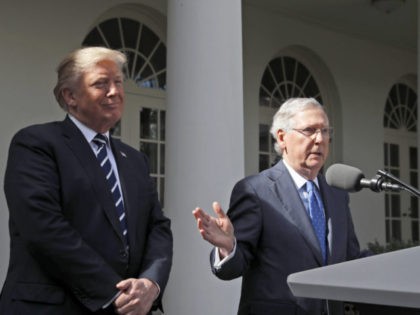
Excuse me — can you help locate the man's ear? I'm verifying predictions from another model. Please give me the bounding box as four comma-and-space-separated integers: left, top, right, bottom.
277, 129, 287, 151
62, 88, 76, 109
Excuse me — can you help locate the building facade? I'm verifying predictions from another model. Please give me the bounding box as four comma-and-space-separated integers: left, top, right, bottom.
0, 0, 417, 314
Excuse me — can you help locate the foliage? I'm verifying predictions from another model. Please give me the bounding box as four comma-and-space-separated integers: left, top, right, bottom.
366, 239, 420, 254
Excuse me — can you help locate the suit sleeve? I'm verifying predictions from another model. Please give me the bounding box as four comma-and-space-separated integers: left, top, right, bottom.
212, 178, 263, 280
137, 162, 173, 307
4, 129, 122, 311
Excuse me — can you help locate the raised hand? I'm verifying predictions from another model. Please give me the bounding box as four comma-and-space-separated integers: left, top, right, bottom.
192, 202, 235, 258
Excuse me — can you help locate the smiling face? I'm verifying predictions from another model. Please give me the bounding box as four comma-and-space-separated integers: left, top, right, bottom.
63, 59, 125, 133
277, 107, 330, 180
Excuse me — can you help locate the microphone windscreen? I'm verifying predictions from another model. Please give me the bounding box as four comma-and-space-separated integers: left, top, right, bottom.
325, 163, 365, 192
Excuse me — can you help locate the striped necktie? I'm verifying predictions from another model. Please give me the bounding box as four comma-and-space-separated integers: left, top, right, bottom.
306, 180, 327, 264
93, 134, 129, 247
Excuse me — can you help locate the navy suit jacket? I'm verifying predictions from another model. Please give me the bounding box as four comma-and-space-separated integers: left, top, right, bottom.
212, 160, 365, 315
0, 117, 173, 314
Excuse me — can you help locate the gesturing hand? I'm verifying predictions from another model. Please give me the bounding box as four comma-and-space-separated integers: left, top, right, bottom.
192, 202, 235, 258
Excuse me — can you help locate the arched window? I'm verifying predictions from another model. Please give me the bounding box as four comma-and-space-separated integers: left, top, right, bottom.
83, 17, 167, 207
383, 82, 417, 243
83, 17, 166, 89
259, 56, 323, 171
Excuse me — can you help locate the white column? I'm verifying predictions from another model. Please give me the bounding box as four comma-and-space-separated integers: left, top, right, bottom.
164, 0, 244, 314
418, 3, 420, 187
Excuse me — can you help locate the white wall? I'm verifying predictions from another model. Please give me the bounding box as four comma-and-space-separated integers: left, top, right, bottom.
242, 3, 416, 249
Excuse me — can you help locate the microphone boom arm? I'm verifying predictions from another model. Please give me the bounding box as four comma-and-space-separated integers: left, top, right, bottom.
377, 169, 420, 198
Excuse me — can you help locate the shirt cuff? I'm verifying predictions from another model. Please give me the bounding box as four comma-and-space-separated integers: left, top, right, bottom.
213, 238, 237, 270
102, 291, 121, 309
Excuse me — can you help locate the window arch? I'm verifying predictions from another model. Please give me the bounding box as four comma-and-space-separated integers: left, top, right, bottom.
383, 83, 417, 131
383, 81, 418, 243
259, 56, 323, 108
259, 55, 324, 171
82, 16, 167, 207
82, 17, 166, 90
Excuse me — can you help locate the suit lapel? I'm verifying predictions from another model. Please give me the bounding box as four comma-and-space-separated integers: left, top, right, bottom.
268, 161, 324, 265
60, 117, 125, 244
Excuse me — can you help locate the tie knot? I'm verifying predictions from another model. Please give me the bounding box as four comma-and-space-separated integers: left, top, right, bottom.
93, 134, 108, 147
306, 180, 316, 193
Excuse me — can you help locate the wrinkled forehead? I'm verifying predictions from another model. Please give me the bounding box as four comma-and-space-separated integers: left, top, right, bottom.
290, 107, 329, 127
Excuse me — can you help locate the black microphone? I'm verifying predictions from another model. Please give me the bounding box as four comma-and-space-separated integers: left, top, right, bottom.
325, 163, 403, 193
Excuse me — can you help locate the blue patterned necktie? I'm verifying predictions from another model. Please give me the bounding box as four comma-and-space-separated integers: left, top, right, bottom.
93, 134, 129, 247
306, 180, 327, 264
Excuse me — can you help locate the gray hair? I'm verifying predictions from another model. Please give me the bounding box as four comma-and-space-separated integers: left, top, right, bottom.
270, 97, 326, 154
53, 46, 127, 111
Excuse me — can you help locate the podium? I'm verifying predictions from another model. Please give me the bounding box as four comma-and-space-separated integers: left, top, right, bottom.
287, 246, 420, 314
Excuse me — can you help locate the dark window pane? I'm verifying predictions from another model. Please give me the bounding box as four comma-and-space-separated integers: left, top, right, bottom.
411, 196, 418, 218
273, 89, 285, 106
410, 147, 418, 169
283, 57, 295, 81
259, 154, 269, 172
397, 84, 407, 105
99, 19, 122, 49
140, 25, 159, 57
304, 76, 319, 99
140, 108, 158, 140
259, 87, 270, 107
269, 58, 284, 83
140, 142, 157, 173
259, 124, 270, 151
157, 72, 166, 90
385, 219, 390, 242
272, 96, 282, 108
389, 85, 398, 109
391, 194, 400, 217
160, 111, 166, 141
150, 43, 166, 72
261, 69, 276, 94
123, 50, 136, 78
384, 143, 389, 166
82, 27, 106, 47
136, 65, 155, 88
410, 171, 418, 188
133, 53, 146, 82
390, 169, 400, 178
390, 144, 399, 167
391, 220, 401, 241
286, 82, 294, 98
121, 18, 140, 49
160, 177, 165, 209
295, 62, 310, 87
160, 144, 165, 174
279, 84, 288, 100
385, 194, 389, 217
412, 221, 419, 241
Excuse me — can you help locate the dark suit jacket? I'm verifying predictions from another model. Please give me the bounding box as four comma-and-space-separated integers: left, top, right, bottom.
211, 160, 365, 315
0, 117, 173, 315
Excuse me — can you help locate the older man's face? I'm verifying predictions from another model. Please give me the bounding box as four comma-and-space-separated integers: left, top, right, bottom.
278, 107, 330, 180
66, 59, 125, 133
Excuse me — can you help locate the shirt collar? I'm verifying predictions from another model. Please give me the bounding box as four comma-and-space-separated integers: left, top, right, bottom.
282, 159, 319, 190
68, 115, 110, 144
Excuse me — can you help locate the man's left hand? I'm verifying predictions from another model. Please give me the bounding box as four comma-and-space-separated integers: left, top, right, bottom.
114, 278, 159, 315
